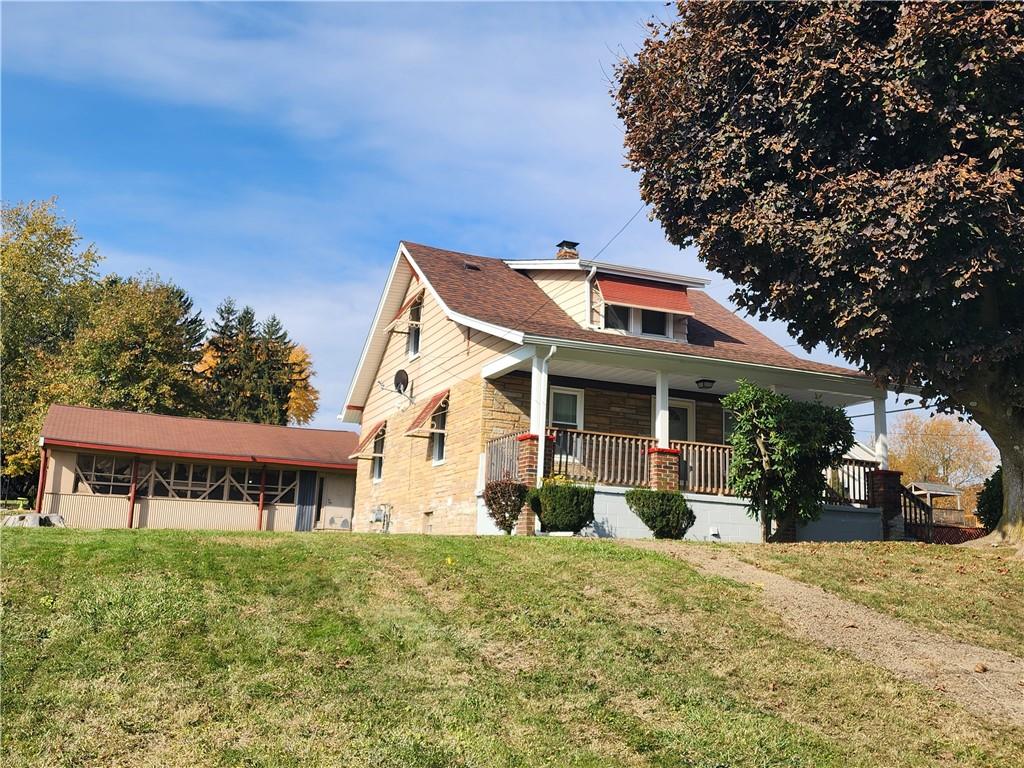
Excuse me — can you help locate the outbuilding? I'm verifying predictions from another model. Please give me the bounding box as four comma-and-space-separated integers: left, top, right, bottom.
36, 405, 358, 532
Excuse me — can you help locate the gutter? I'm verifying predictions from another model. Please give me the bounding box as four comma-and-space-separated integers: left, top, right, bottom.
584, 264, 598, 329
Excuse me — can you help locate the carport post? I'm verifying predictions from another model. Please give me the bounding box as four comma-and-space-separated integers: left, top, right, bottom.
257, 467, 266, 531
126, 458, 139, 529
35, 446, 49, 513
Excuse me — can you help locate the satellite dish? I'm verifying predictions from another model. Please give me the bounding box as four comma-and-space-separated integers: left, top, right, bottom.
394, 369, 409, 394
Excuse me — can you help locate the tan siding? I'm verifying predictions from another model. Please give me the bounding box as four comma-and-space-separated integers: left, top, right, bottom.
361, 281, 515, 425
529, 270, 588, 326
43, 493, 127, 529
48, 450, 77, 494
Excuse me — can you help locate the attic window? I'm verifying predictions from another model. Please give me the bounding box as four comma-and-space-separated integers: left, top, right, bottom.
463, 262, 481, 271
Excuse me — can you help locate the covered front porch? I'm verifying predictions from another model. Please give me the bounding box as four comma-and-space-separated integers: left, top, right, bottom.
481, 343, 888, 506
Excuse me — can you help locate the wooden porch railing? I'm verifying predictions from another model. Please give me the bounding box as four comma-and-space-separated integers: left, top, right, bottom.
546, 428, 654, 487
482, 427, 881, 504
900, 485, 934, 543
484, 431, 523, 483
671, 440, 732, 495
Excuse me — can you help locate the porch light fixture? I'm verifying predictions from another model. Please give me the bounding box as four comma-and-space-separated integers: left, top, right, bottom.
696, 378, 715, 390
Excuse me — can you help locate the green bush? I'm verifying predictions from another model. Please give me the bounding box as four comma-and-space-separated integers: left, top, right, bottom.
483, 478, 528, 535
538, 479, 594, 533
625, 488, 695, 539
976, 467, 1003, 531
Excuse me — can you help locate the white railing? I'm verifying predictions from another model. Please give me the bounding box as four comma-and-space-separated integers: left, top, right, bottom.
825, 459, 876, 506
546, 428, 654, 487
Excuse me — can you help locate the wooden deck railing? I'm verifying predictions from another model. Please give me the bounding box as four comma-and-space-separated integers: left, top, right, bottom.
671, 440, 732, 494
484, 431, 523, 483
546, 428, 654, 487
900, 485, 934, 542
483, 427, 880, 505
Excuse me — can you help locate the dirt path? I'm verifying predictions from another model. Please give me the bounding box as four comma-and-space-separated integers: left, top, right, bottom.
631, 541, 1024, 726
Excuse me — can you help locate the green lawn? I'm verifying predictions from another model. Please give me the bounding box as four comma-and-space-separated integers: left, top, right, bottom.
731, 541, 1024, 656
2, 530, 1021, 767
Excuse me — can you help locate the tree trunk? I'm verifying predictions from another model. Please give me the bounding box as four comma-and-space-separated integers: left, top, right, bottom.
958, 384, 1024, 543
760, 509, 771, 543
991, 433, 1024, 543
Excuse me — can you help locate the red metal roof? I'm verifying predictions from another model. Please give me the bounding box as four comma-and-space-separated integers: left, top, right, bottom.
405, 390, 449, 435
41, 405, 358, 470
352, 420, 386, 456
596, 274, 693, 315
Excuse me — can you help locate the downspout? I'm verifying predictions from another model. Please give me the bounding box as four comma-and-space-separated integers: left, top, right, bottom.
257, 466, 266, 531
584, 264, 598, 328
126, 458, 139, 529
535, 345, 558, 488
35, 443, 49, 514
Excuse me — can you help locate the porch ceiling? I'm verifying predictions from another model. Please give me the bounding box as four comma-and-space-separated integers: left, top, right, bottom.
493, 346, 879, 408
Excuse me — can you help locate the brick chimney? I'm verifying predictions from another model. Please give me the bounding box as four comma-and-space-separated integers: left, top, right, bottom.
555, 240, 579, 260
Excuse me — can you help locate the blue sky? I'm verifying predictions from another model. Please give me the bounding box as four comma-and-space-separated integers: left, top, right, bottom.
3, 1, 895, 437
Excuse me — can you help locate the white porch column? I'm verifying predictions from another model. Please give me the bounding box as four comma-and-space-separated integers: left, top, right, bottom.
655, 370, 670, 448
530, 348, 552, 486
873, 394, 889, 469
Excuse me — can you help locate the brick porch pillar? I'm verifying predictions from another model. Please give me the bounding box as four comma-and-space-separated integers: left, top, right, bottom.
868, 468, 903, 540
648, 447, 681, 492
515, 434, 540, 535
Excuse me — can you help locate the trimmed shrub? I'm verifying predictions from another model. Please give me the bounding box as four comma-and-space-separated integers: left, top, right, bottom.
625, 488, 695, 539
976, 466, 1003, 531
538, 479, 594, 533
483, 477, 528, 535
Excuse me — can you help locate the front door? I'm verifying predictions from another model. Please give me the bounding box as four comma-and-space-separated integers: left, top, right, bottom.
295, 470, 318, 531
668, 401, 694, 489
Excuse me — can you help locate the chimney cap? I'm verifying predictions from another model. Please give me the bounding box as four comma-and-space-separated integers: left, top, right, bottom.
556, 240, 579, 250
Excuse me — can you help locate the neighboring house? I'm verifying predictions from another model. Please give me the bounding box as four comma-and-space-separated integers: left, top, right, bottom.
36, 405, 357, 532
342, 241, 897, 542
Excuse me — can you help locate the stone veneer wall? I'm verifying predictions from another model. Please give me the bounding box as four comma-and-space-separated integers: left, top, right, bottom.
354, 376, 484, 536
482, 373, 726, 444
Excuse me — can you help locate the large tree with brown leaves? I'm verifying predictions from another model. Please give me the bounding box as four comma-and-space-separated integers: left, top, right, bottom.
616, 1, 1024, 540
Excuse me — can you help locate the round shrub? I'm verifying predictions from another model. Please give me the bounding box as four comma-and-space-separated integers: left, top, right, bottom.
538, 479, 595, 533
483, 477, 528, 535
975, 466, 1003, 531
624, 488, 695, 539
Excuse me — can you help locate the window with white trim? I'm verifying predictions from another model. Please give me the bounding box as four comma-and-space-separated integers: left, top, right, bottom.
406, 296, 422, 358
371, 428, 386, 481
640, 309, 669, 337
430, 397, 448, 464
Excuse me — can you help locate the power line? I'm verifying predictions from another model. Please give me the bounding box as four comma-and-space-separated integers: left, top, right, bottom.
592, 203, 646, 260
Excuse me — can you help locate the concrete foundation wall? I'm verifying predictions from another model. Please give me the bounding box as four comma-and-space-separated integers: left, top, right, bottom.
797, 505, 883, 542
586, 487, 884, 543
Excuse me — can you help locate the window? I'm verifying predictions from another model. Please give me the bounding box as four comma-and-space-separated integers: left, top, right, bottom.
73, 454, 133, 495
723, 410, 738, 443
430, 398, 448, 464
604, 304, 630, 331
371, 428, 386, 481
549, 388, 584, 430
641, 309, 668, 336
145, 462, 296, 503
406, 296, 422, 358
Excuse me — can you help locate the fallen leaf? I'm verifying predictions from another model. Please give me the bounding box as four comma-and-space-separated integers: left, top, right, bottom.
975, 663, 988, 673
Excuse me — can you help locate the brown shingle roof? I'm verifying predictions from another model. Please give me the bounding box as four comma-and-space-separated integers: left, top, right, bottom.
41, 405, 358, 469
403, 242, 863, 378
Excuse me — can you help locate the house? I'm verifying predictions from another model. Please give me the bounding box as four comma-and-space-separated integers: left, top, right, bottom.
36, 405, 358, 532
342, 240, 903, 542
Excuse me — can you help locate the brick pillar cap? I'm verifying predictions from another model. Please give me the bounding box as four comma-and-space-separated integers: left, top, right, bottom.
869, 468, 903, 477
647, 447, 681, 455
516, 433, 540, 442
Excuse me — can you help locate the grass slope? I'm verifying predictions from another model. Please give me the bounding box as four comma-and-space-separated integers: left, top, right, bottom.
732, 542, 1024, 656
2, 530, 1022, 767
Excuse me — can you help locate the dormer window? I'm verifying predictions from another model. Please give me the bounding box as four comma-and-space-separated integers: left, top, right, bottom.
605, 304, 630, 331
640, 310, 668, 337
